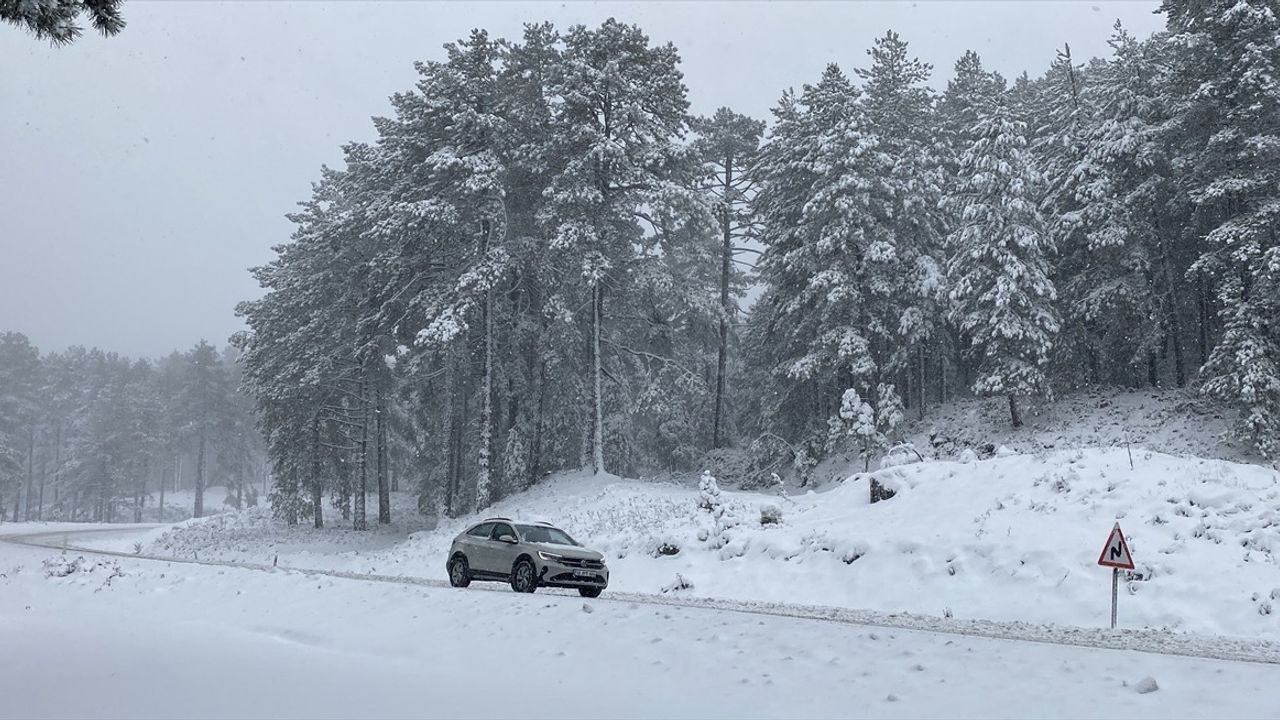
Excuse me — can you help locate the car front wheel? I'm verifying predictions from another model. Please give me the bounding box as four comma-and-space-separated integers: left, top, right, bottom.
511, 558, 538, 593
448, 555, 471, 588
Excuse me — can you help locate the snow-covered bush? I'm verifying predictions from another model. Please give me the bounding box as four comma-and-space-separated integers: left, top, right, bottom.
881, 443, 924, 468
42, 555, 125, 590
828, 386, 905, 470
660, 573, 694, 594
651, 540, 681, 557
697, 470, 722, 512
760, 504, 783, 525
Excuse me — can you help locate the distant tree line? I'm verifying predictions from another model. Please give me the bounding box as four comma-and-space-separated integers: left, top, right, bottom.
0, 333, 262, 522
235, 0, 1280, 529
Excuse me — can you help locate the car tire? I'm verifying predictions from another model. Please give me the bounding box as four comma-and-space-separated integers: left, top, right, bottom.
578, 587, 602, 598
448, 555, 471, 588
510, 558, 538, 594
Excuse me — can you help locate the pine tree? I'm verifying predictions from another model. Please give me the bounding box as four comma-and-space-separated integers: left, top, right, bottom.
946, 101, 1059, 427
540, 19, 694, 475
1, 0, 124, 45
857, 31, 947, 415
1162, 0, 1280, 456
692, 108, 764, 449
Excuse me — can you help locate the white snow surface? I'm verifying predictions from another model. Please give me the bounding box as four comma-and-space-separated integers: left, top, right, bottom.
143, 446, 1280, 641
2, 535, 1279, 719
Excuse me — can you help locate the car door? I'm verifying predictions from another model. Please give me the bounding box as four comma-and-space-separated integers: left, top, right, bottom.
460, 522, 494, 570
485, 522, 518, 575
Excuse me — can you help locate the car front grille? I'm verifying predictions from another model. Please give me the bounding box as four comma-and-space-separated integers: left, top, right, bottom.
558, 557, 604, 569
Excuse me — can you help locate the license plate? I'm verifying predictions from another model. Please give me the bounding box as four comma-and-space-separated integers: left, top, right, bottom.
573, 570, 594, 578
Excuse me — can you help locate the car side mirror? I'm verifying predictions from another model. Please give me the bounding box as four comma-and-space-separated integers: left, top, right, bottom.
497, 534, 517, 544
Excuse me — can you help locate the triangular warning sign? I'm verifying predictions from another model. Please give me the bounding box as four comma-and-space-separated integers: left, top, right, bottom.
1097, 523, 1135, 570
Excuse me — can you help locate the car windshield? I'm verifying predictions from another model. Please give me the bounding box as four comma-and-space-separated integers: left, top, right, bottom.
516, 524, 577, 546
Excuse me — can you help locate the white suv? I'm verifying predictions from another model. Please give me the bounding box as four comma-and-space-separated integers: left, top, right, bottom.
446, 518, 609, 597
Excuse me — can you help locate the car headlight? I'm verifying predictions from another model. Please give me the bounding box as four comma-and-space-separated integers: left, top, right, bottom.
538, 551, 563, 562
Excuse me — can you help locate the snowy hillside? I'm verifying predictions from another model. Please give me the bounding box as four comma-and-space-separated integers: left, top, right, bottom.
145, 446, 1280, 641
896, 387, 1255, 466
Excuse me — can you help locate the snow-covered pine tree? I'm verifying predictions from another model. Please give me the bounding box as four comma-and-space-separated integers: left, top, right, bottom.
1, 0, 124, 45
540, 19, 694, 476
856, 31, 948, 416
753, 64, 900, 449
1162, 0, 1280, 456
945, 100, 1059, 428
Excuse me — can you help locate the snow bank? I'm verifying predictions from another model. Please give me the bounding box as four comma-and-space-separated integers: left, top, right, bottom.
150, 448, 1280, 641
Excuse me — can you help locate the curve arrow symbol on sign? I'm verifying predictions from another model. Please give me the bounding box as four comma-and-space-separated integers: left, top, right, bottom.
1097, 522, 1135, 570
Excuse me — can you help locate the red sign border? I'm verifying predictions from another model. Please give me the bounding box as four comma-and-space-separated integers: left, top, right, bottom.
1097, 523, 1135, 570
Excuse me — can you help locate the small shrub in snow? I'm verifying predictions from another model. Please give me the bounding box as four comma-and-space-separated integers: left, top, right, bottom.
652, 541, 681, 557
660, 573, 693, 594
957, 448, 979, 464
881, 443, 924, 469
760, 504, 783, 526
42, 556, 125, 591
697, 470, 722, 512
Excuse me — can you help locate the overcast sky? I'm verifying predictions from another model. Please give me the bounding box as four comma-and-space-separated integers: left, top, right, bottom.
0, 1, 1166, 359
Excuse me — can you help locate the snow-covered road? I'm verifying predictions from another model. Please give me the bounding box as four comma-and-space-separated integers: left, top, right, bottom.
4, 524, 1280, 667
2, 527, 1279, 719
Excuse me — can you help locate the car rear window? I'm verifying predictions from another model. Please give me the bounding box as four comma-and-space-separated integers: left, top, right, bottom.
466, 522, 495, 537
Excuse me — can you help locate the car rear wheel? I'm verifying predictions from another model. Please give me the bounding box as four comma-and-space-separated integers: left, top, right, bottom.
511, 558, 538, 593
578, 587, 602, 598
448, 555, 471, 588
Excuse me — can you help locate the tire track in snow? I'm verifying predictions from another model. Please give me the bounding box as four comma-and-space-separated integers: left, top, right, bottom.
4, 525, 1279, 666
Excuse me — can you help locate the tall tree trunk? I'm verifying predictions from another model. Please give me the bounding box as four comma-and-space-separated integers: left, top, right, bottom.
284, 466, 299, 526
159, 454, 170, 519
530, 345, 547, 489
917, 347, 926, 420
1197, 274, 1211, 366
354, 379, 368, 531
476, 288, 494, 510
1147, 349, 1159, 388
377, 386, 390, 524
938, 342, 947, 405
195, 428, 206, 519
712, 161, 734, 450
311, 415, 323, 529
23, 427, 34, 521
1008, 394, 1023, 428
591, 283, 605, 475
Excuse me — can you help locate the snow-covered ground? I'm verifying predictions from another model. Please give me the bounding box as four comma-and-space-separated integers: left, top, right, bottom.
139, 446, 1280, 642
897, 386, 1256, 466
2, 534, 1278, 719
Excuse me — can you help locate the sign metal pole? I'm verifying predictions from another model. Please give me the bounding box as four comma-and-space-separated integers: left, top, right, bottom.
1110, 567, 1118, 629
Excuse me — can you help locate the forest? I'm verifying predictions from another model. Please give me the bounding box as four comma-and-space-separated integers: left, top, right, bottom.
3, 0, 1277, 529
0, 335, 261, 522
